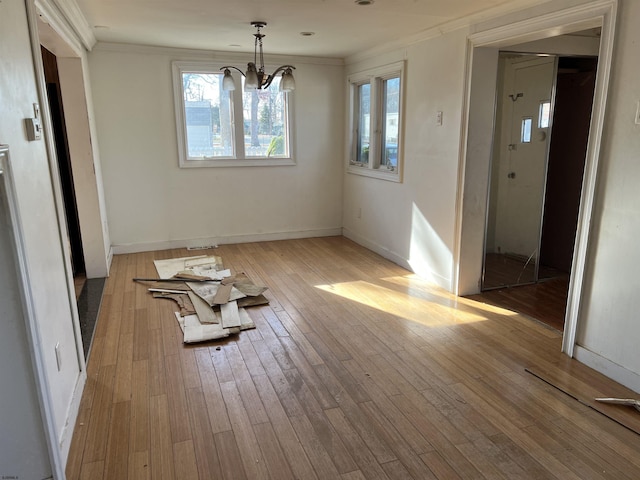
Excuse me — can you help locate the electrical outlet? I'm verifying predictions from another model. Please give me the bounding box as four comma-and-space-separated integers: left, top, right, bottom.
635, 100, 640, 125
357, 207, 362, 219
436, 111, 443, 126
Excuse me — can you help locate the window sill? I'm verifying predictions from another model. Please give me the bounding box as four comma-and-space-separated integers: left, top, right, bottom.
347, 164, 402, 183
180, 157, 296, 168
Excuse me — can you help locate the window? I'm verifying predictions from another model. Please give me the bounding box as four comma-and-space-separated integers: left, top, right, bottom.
172, 61, 294, 167
348, 62, 404, 181
539, 100, 551, 128
521, 117, 532, 143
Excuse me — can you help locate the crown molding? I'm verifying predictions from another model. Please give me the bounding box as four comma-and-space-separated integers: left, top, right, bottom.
36, 0, 96, 51
92, 42, 344, 66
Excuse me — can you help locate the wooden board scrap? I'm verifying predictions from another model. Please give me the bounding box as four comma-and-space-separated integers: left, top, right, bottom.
233, 272, 269, 297
237, 294, 269, 308
238, 308, 256, 330
212, 283, 233, 305
187, 290, 219, 324
152, 292, 195, 316
221, 301, 241, 328
187, 282, 246, 307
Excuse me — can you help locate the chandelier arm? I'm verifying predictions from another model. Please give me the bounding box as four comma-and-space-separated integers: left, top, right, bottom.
220, 66, 247, 77
262, 65, 296, 89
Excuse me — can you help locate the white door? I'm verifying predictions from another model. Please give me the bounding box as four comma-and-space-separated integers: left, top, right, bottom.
0, 147, 52, 479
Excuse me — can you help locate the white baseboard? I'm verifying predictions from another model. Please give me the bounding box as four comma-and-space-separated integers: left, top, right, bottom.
111, 228, 343, 255
106, 246, 113, 274
343, 227, 412, 270
574, 345, 640, 394
342, 228, 451, 290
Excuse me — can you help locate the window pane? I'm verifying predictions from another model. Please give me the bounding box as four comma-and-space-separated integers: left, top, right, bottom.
539, 100, 551, 128
521, 117, 532, 143
242, 77, 289, 157
381, 76, 400, 168
356, 83, 370, 164
182, 73, 234, 158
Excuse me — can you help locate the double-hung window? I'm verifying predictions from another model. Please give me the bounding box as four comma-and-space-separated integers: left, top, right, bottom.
348, 61, 404, 181
172, 61, 295, 167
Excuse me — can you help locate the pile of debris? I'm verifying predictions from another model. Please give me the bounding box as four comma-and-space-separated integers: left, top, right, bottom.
134, 254, 268, 343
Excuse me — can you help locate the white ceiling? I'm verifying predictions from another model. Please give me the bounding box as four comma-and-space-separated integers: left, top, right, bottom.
73, 0, 550, 58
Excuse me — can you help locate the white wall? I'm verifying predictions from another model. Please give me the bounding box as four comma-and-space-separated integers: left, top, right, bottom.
343, 30, 469, 290
575, 0, 640, 385
0, 0, 84, 471
88, 44, 345, 252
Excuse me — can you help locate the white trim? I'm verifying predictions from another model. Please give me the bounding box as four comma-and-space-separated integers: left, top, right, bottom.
35, 0, 94, 54
453, 0, 618, 360
343, 227, 412, 272
574, 346, 640, 394
93, 41, 343, 66
42, 0, 95, 51
35, 0, 84, 56
110, 228, 343, 254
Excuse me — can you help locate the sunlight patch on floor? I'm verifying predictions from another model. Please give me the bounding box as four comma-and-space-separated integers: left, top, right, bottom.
315, 278, 488, 327
381, 274, 521, 317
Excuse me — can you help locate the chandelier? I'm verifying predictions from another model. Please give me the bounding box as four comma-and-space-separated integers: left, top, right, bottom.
220, 22, 296, 92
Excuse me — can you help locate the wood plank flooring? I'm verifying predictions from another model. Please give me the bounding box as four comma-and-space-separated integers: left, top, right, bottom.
65, 236, 640, 479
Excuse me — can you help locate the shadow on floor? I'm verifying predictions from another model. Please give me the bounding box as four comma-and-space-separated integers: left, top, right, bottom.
77, 277, 106, 360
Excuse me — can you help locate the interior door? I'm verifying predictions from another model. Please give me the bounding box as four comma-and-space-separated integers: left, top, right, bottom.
484, 55, 556, 289
0, 146, 53, 479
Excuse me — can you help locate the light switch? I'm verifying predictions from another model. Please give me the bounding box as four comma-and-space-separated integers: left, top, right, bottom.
635, 100, 640, 125
25, 117, 42, 141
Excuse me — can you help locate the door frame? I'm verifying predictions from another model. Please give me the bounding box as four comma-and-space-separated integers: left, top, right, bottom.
454, 0, 618, 357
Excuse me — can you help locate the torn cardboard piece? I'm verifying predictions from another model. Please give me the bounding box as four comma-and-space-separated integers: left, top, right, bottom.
154, 255, 224, 279
174, 308, 255, 344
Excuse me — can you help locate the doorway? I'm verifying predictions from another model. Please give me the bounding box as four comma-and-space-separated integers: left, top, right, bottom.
41, 46, 86, 287
476, 54, 598, 330
37, 34, 108, 360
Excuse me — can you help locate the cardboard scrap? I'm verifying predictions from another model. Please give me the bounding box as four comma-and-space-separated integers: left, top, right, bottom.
147, 254, 263, 344
184, 255, 224, 269
176, 313, 232, 343
174, 308, 255, 344
187, 282, 246, 306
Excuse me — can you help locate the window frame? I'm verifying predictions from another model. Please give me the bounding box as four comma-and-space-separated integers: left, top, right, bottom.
347, 61, 404, 182
172, 61, 296, 168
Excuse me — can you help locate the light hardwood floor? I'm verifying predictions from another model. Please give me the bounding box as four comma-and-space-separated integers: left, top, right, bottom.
66, 236, 640, 479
